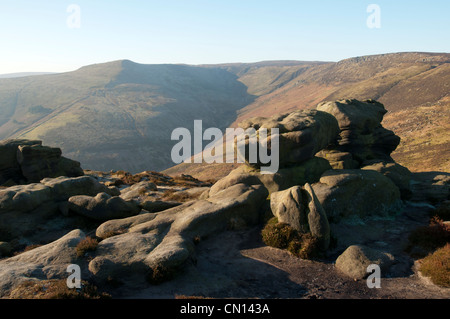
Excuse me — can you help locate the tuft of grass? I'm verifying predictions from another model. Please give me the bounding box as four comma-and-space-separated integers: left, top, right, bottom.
9, 279, 111, 299
406, 216, 450, 257
287, 233, 320, 260
419, 243, 450, 288
261, 217, 321, 259
76, 237, 99, 258
261, 217, 295, 249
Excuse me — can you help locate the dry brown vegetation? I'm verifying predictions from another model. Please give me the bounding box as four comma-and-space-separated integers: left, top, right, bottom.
8, 279, 111, 299
76, 237, 99, 258
111, 170, 212, 188
406, 217, 450, 257
419, 244, 450, 288
383, 100, 450, 173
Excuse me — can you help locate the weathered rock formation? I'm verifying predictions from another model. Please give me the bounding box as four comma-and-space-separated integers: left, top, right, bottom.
0, 139, 84, 186
0, 176, 118, 241
89, 183, 268, 284
0, 230, 86, 296
238, 109, 340, 168
68, 193, 141, 221
317, 99, 400, 166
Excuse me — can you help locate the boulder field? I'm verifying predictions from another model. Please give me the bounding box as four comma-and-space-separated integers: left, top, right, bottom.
0, 99, 448, 297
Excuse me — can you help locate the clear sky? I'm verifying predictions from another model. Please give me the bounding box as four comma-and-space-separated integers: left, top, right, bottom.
0, 0, 449, 74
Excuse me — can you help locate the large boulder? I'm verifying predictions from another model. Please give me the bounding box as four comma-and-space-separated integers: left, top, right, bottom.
270, 184, 330, 250
145, 183, 268, 272
238, 109, 340, 168
270, 186, 306, 232
362, 161, 412, 199
312, 169, 402, 222
317, 99, 400, 164
335, 245, 395, 280
304, 183, 330, 251
68, 193, 141, 221
0, 229, 85, 297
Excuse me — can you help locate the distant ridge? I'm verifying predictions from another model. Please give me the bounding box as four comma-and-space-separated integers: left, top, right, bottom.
0, 72, 56, 79
0, 52, 448, 174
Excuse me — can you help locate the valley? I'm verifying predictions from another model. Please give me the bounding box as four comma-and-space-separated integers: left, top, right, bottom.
1, 52, 448, 176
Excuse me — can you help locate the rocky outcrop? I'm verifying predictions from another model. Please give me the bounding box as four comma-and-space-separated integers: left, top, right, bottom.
1, 98, 445, 297
0, 176, 118, 241
238, 109, 340, 168
0, 139, 40, 186
88, 183, 268, 283
0, 176, 116, 214
68, 193, 141, 221
0, 140, 84, 186
317, 99, 400, 165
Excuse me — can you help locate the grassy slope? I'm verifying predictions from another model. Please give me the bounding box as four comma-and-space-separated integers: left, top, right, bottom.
383, 98, 450, 172
0, 60, 254, 173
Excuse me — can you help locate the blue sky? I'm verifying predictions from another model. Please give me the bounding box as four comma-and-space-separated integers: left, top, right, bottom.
0, 0, 449, 73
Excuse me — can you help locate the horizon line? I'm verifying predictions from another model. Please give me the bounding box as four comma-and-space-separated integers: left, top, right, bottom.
1, 51, 449, 77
